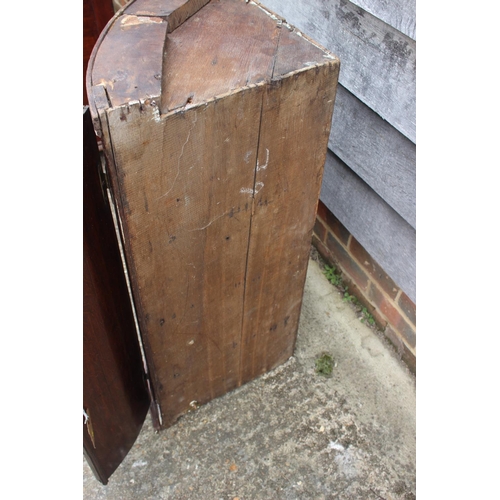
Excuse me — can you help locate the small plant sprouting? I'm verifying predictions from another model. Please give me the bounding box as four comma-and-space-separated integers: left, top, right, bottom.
322, 262, 378, 329
315, 353, 334, 377
360, 307, 376, 325
323, 265, 344, 288
343, 292, 357, 304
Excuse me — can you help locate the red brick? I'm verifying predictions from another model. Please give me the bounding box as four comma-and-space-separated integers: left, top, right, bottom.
318, 202, 350, 246
316, 200, 329, 222
384, 325, 416, 375
326, 232, 369, 291
369, 307, 388, 331
313, 218, 327, 243
398, 291, 416, 326
396, 317, 416, 349
367, 283, 416, 348
349, 237, 398, 300
312, 235, 331, 264
367, 282, 402, 326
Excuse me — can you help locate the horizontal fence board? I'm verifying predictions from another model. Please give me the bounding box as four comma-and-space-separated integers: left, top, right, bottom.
329, 85, 416, 228
320, 150, 416, 303
350, 0, 416, 40
263, 0, 416, 143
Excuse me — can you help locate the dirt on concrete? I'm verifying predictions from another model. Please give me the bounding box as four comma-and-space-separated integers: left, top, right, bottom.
83, 257, 416, 499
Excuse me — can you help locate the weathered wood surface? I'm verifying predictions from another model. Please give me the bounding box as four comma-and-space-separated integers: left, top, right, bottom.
240, 63, 338, 385
350, 0, 416, 40
124, 0, 211, 32
89, 13, 167, 108
88, 0, 339, 429
262, 0, 416, 143
83, 107, 150, 483
106, 90, 263, 427
329, 85, 416, 229
160, 0, 279, 112
321, 151, 416, 303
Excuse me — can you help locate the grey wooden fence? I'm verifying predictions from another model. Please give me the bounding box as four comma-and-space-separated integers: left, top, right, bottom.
264, 0, 416, 303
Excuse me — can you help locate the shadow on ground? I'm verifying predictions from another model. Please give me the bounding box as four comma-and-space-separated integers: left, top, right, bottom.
83, 256, 416, 499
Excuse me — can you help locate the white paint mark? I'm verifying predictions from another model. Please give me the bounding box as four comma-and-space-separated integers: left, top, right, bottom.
188, 339, 194, 345
120, 15, 164, 28
83, 409, 89, 424
187, 210, 231, 231
97, 79, 114, 90
250, 1, 281, 21
256, 148, 270, 171
328, 441, 345, 452
244, 150, 252, 163
132, 459, 148, 468
240, 181, 264, 196
157, 402, 163, 426
151, 102, 161, 123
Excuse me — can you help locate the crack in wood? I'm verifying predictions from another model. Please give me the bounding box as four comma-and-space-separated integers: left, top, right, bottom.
156, 111, 198, 201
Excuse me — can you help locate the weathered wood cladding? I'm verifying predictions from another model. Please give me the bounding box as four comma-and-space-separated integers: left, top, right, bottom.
321, 151, 416, 303
263, 0, 416, 303
263, 0, 416, 143
350, 0, 416, 40
330, 85, 416, 229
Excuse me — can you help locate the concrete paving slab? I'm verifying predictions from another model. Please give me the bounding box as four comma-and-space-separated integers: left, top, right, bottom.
83, 256, 416, 499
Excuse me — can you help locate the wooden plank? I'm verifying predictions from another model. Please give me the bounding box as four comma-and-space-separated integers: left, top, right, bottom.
261, 0, 416, 143
83, 107, 150, 484
239, 62, 339, 384
105, 88, 264, 428
89, 13, 168, 108
124, 0, 212, 32
329, 84, 416, 229
350, 0, 416, 40
320, 150, 416, 303
160, 0, 279, 112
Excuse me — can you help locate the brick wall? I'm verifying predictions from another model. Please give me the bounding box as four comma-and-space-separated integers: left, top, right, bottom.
313, 200, 416, 374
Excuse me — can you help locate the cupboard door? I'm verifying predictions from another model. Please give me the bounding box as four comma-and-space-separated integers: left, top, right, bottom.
83, 106, 150, 484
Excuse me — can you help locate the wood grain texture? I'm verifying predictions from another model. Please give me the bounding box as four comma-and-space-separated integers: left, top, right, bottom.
239, 63, 339, 384
83, 107, 150, 483
105, 88, 264, 427
124, 0, 211, 32
350, 0, 415, 40
90, 13, 168, 108
262, 0, 416, 143
320, 150, 416, 303
160, 0, 278, 112
329, 85, 415, 229
88, 0, 340, 429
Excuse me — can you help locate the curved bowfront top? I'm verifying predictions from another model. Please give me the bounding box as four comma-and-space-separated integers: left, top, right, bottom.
87, 0, 337, 116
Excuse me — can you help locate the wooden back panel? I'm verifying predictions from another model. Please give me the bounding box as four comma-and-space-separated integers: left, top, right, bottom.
88, 0, 339, 429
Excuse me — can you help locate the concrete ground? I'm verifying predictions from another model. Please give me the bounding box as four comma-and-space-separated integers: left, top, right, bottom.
83, 254, 416, 499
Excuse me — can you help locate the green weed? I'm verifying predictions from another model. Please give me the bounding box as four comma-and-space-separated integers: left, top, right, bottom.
315, 353, 334, 377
